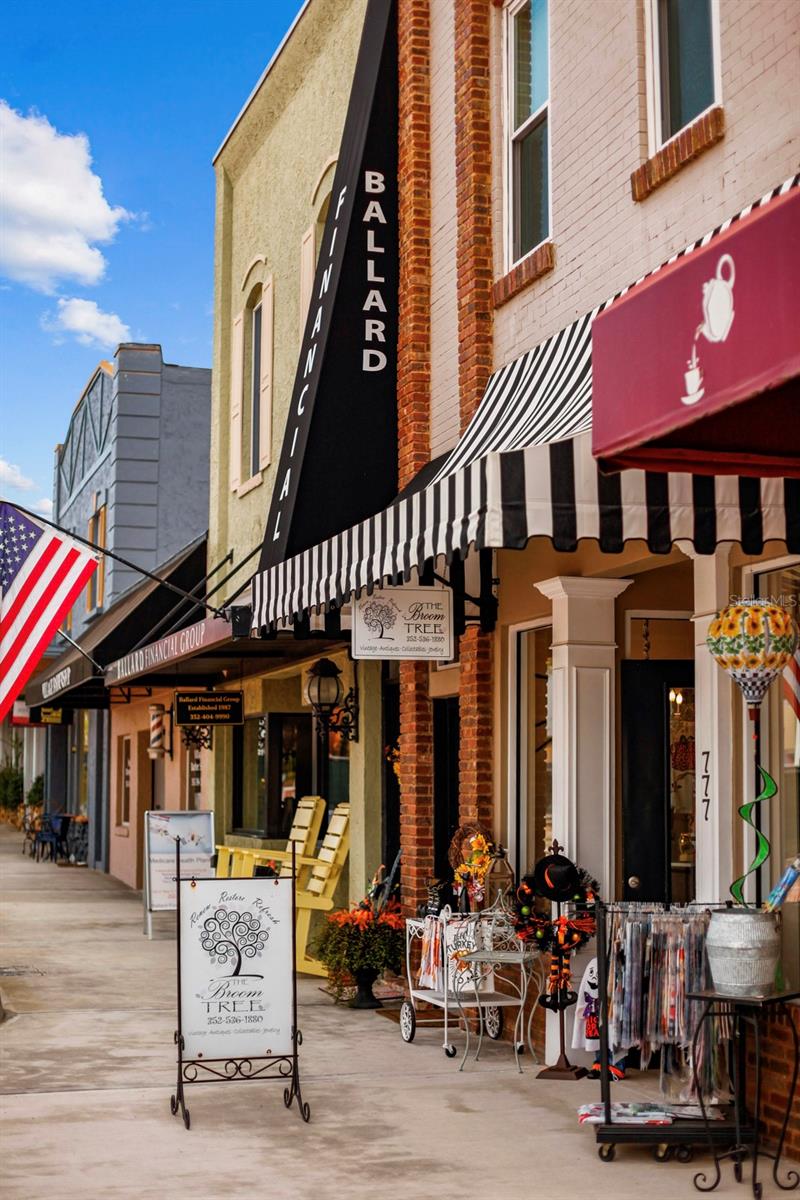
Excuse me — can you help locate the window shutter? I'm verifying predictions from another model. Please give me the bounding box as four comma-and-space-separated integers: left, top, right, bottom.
229, 311, 244, 492
259, 276, 274, 471
299, 224, 315, 342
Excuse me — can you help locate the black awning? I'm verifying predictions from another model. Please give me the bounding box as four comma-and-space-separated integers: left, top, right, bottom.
260, 0, 398, 570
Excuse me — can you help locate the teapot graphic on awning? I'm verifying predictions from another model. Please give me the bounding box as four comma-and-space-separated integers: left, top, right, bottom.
682, 253, 736, 405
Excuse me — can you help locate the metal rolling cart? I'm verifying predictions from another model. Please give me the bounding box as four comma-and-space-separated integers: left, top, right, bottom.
399, 897, 545, 1065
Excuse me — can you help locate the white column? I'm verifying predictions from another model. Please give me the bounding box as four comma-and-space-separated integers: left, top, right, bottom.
534, 576, 631, 1066
535, 577, 632, 899
688, 546, 734, 904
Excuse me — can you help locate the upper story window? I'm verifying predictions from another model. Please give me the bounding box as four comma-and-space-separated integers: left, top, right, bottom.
86, 493, 106, 612
507, 0, 550, 265
649, 0, 719, 148
229, 275, 273, 494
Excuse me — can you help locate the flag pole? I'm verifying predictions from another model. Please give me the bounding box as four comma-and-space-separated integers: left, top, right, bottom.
59, 630, 105, 673
5, 501, 228, 620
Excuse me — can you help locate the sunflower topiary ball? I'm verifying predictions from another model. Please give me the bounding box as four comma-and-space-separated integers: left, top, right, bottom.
706, 600, 798, 712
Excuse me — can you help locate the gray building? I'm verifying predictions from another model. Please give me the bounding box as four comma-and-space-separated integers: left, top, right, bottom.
26, 344, 211, 871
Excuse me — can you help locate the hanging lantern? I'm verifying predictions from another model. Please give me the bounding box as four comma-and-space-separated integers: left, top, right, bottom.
706, 600, 798, 714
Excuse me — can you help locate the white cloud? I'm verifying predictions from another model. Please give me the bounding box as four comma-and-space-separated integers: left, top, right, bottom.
42, 297, 130, 348
0, 101, 131, 292
0, 457, 35, 491
32, 497, 53, 517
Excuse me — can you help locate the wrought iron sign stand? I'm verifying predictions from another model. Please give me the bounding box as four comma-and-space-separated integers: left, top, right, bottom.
170, 838, 311, 1129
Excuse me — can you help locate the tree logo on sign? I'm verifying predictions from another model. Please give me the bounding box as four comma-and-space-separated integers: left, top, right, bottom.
361, 597, 400, 640
200, 908, 268, 977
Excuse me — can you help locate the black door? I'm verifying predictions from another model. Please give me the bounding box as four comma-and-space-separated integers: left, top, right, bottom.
381, 666, 401, 884
621, 660, 695, 903
433, 697, 460, 879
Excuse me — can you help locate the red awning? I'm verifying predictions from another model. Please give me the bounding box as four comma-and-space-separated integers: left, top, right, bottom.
592, 185, 800, 477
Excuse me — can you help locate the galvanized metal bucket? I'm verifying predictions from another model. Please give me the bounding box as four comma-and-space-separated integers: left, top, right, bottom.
705, 909, 780, 997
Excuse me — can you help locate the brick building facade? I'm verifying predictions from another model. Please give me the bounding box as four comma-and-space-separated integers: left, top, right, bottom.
395, 0, 799, 1154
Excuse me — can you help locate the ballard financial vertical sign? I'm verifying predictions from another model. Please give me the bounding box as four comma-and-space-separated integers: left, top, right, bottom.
260, 0, 398, 572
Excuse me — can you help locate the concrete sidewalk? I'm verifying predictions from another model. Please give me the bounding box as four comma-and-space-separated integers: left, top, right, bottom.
0, 826, 752, 1200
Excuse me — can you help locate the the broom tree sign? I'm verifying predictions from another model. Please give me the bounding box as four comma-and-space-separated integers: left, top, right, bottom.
181, 881, 293, 1060
200, 908, 268, 977
352, 585, 454, 661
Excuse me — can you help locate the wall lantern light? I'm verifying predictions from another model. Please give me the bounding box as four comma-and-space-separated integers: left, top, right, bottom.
304, 658, 359, 743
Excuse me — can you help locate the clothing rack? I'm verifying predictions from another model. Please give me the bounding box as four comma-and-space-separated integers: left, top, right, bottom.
594, 901, 752, 1163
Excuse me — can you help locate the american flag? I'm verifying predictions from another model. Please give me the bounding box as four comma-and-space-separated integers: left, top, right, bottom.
0, 503, 98, 722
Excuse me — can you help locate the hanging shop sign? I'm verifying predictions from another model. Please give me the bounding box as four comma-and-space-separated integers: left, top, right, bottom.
260, 0, 398, 569
351, 585, 454, 661
592, 185, 800, 477
174, 690, 244, 727
28, 704, 73, 726
143, 810, 215, 919
105, 615, 232, 686
169, 849, 310, 1129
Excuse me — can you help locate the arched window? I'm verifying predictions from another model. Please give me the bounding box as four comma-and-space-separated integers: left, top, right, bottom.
230, 271, 273, 492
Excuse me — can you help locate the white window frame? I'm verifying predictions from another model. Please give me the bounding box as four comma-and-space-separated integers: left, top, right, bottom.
507, 616, 553, 879
249, 298, 263, 480
739, 554, 800, 903
504, 0, 552, 272
644, 0, 723, 156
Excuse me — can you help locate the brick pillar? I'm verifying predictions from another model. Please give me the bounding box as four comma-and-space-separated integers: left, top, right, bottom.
454, 0, 493, 430
399, 662, 434, 912
398, 0, 433, 914
454, 1, 495, 829
458, 624, 493, 828
398, 0, 431, 492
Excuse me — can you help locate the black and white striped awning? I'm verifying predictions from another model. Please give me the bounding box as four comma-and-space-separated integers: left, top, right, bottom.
252, 177, 799, 632
253, 429, 799, 629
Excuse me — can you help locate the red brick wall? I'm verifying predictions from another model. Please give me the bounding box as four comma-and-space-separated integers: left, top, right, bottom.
458, 624, 493, 828
398, 0, 434, 915
398, 0, 432, 493
748, 1005, 800, 1162
454, 0, 495, 829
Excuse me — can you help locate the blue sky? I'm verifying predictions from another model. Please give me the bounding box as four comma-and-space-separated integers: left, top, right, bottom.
0, 0, 302, 517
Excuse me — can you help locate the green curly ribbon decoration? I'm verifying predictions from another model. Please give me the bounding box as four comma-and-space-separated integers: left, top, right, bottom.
730, 765, 775, 906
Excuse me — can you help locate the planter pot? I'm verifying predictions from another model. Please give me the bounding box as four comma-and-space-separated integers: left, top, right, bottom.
350, 968, 383, 1009
705, 909, 780, 997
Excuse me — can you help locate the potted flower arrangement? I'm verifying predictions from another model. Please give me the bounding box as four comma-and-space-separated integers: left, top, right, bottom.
313, 867, 405, 1008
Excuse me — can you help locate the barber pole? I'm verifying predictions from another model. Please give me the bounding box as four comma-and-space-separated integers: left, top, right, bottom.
148, 704, 167, 759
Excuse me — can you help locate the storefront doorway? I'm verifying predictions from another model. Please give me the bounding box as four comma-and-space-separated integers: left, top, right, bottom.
621, 660, 695, 903
433, 697, 459, 878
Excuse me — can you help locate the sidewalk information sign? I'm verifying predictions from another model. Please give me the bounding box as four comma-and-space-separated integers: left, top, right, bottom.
143, 811, 214, 937
170, 842, 310, 1129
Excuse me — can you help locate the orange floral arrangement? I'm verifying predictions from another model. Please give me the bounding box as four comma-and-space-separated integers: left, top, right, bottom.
453, 832, 493, 905
313, 867, 405, 1000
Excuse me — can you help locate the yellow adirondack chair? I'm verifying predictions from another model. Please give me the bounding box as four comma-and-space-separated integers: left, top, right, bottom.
294, 802, 351, 977
249, 795, 326, 888
215, 796, 325, 884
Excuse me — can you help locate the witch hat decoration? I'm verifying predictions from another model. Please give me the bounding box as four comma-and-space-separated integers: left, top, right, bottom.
532, 845, 581, 904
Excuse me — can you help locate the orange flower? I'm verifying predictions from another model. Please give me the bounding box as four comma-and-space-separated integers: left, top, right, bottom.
744, 610, 763, 637
744, 653, 762, 670
708, 617, 722, 638
768, 612, 786, 636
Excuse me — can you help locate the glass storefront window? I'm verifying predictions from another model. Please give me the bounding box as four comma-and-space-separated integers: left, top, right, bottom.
515, 626, 553, 875
232, 713, 312, 838
668, 684, 695, 902
76, 711, 89, 816
756, 562, 800, 983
